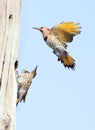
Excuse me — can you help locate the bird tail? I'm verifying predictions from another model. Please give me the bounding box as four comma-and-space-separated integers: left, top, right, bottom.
58, 52, 75, 70
16, 97, 26, 106
16, 98, 19, 106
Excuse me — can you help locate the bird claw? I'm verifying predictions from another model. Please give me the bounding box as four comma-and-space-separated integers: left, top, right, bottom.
53, 51, 59, 56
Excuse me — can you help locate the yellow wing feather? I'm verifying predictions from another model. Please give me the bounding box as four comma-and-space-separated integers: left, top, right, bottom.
55, 22, 81, 35
50, 22, 81, 45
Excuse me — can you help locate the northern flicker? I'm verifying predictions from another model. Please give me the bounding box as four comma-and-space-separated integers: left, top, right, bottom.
16, 66, 37, 106
33, 21, 81, 69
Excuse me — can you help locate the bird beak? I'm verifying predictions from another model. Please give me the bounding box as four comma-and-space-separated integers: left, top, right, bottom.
32, 27, 40, 31
32, 65, 38, 78
34, 65, 38, 72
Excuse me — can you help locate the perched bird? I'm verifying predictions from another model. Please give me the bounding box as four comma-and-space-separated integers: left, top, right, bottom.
33, 21, 81, 69
16, 66, 37, 106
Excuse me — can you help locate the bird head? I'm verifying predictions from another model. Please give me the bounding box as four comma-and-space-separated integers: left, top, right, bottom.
22, 69, 29, 74
33, 27, 50, 38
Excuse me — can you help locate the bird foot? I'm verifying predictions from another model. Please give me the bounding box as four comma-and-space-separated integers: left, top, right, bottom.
53, 51, 59, 56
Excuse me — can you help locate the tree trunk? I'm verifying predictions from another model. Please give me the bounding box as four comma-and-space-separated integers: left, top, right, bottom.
0, 0, 22, 130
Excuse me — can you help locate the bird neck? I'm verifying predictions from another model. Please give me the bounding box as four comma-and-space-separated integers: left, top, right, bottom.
42, 29, 50, 40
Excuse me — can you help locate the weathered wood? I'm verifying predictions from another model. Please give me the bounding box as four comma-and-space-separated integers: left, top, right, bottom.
0, 0, 22, 130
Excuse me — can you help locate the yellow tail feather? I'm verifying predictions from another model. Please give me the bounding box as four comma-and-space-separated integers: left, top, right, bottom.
58, 53, 75, 70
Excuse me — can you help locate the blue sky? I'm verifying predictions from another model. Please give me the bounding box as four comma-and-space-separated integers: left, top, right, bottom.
17, 0, 95, 130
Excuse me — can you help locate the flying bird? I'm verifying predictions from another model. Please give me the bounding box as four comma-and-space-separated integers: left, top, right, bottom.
33, 21, 81, 70
16, 66, 37, 106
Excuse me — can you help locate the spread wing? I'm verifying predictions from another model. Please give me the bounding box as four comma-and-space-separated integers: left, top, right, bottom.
50, 22, 81, 48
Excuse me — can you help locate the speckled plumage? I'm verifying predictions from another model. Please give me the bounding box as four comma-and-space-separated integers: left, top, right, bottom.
16, 66, 37, 106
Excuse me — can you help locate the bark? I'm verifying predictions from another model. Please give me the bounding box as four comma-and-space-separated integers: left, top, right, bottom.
0, 0, 22, 130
